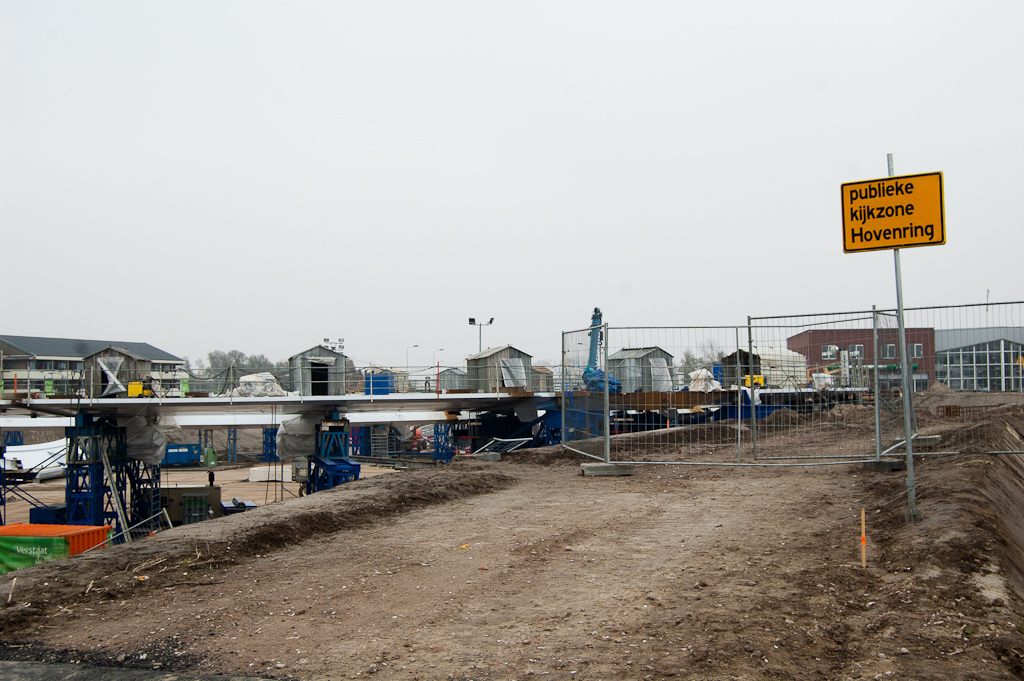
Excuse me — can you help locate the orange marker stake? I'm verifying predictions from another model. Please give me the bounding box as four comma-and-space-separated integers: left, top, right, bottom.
861, 508, 867, 568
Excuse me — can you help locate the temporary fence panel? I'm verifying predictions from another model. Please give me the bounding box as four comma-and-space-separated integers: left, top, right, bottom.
561, 324, 609, 462
747, 310, 894, 462
594, 325, 855, 466
575, 301, 1024, 467
899, 301, 1024, 455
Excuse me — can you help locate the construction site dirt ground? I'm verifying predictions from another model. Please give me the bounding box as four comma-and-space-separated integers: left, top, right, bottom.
3, 411, 1024, 680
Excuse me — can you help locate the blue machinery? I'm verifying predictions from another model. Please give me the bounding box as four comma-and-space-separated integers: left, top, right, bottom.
305, 418, 458, 494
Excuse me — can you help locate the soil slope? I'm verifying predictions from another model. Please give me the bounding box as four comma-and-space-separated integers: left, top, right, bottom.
1, 432, 1023, 680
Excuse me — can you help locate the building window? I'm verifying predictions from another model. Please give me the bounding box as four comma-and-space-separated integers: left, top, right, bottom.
909, 343, 923, 359
821, 345, 838, 361
882, 344, 897, 360
848, 344, 864, 358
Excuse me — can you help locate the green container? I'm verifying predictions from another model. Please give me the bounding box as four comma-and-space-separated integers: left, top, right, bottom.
203, 448, 218, 467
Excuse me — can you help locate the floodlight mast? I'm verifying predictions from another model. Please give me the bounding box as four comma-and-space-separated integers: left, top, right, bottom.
469, 317, 494, 353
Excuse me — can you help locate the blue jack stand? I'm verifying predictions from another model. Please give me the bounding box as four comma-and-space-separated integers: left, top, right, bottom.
307, 418, 360, 494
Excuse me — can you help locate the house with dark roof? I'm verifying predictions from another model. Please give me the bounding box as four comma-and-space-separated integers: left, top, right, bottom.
0, 335, 185, 397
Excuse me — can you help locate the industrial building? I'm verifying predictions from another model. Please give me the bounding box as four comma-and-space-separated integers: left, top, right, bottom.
607, 347, 674, 393
288, 345, 360, 396
934, 327, 1024, 392
531, 365, 554, 392
428, 367, 468, 393
786, 328, 935, 392
466, 346, 533, 392
0, 335, 185, 397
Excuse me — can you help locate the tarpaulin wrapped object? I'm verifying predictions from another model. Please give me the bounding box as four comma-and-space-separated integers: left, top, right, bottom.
122, 412, 180, 464
231, 372, 288, 398
688, 368, 722, 392
276, 415, 317, 460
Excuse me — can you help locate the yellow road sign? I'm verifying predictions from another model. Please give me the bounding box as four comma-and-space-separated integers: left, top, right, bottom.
841, 171, 944, 253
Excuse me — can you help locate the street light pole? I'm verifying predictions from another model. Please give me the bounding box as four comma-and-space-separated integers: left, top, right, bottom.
406, 344, 419, 380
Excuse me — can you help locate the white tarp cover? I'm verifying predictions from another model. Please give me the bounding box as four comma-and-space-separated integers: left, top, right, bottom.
97, 357, 126, 396
3, 439, 67, 473
275, 415, 316, 460
500, 358, 527, 388
231, 372, 288, 397
649, 358, 673, 392
122, 412, 181, 465
812, 373, 835, 389
688, 368, 723, 392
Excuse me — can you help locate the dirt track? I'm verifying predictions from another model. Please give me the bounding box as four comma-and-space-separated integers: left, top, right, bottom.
2, 435, 1024, 680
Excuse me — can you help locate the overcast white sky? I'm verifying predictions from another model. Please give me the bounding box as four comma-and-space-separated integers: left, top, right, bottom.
2, 2, 1021, 368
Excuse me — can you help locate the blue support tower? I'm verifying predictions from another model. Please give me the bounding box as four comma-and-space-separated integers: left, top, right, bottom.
433, 423, 455, 463
262, 427, 279, 462
64, 414, 161, 540
307, 418, 360, 495
2, 431, 24, 447
226, 428, 238, 463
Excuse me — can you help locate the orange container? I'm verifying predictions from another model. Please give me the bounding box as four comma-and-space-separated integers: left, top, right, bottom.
0, 524, 112, 555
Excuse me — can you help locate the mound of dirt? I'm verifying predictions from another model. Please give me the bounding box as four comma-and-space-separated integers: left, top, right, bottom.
0, 463, 517, 638
764, 407, 799, 426
828, 403, 875, 422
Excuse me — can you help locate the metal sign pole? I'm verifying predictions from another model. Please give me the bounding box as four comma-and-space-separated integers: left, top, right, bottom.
872, 305, 881, 461
603, 323, 610, 465
889, 153, 921, 522
561, 333, 567, 451
747, 318, 757, 460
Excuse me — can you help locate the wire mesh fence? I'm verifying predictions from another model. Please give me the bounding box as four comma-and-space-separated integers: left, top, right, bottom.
564, 324, 878, 465
567, 301, 1024, 466
561, 324, 609, 460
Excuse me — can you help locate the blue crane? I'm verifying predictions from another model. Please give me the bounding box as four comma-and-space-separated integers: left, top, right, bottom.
582, 307, 621, 393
